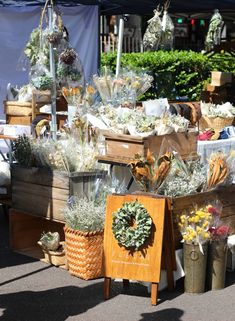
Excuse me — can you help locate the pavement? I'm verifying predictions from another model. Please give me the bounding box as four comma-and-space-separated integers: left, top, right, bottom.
1, 208, 235, 321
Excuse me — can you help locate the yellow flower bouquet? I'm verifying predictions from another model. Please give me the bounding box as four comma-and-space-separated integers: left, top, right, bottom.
178, 206, 212, 253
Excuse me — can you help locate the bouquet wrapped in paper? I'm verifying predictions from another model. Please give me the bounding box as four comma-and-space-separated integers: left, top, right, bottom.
93, 69, 153, 107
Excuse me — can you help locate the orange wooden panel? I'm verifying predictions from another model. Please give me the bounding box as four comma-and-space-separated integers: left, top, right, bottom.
103, 194, 166, 283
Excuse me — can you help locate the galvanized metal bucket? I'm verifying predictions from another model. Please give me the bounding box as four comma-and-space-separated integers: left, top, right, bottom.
207, 239, 228, 290
183, 242, 208, 293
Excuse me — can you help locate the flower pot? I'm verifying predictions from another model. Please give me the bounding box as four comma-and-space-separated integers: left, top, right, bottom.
207, 239, 228, 290
183, 242, 208, 293
38, 241, 66, 267
64, 226, 104, 280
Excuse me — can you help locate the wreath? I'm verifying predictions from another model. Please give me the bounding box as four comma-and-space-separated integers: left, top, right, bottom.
112, 201, 153, 250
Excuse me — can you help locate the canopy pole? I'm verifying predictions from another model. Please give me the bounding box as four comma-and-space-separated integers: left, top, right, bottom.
48, 4, 57, 140
116, 14, 129, 77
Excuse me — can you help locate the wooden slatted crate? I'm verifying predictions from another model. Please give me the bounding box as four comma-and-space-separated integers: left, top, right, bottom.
11, 166, 107, 222
102, 131, 198, 161
168, 185, 235, 249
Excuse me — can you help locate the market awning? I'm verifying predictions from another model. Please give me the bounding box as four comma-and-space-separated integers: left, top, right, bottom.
0, 0, 235, 15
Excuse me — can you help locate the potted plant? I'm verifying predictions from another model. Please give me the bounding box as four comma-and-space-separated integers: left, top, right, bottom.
178, 206, 212, 293
63, 196, 105, 280
37, 231, 66, 267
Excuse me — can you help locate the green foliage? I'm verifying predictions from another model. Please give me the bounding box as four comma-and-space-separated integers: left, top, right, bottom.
11, 134, 34, 167
101, 51, 235, 101
112, 201, 152, 250
31, 75, 53, 91
24, 28, 49, 67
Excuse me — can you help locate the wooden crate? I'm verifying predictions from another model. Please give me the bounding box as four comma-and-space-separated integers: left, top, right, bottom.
211, 71, 232, 86
103, 131, 198, 161
168, 185, 235, 250
11, 166, 107, 222
9, 208, 65, 261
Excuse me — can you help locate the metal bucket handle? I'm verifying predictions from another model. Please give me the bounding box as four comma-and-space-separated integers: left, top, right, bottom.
190, 250, 199, 261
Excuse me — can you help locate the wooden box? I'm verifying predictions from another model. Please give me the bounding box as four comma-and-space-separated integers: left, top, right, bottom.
102, 131, 198, 162
9, 208, 65, 260
211, 71, 232, 87
168, 185, 235, 250
11, 166, 107, 222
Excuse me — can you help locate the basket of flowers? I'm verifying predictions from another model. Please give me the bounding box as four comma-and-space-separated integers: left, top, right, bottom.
63, 196, 105, 280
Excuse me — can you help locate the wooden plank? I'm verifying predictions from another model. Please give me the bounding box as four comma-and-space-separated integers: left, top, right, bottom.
6, 115, 32, 125
11, 166, 70, 189
103, 194, 166, 283
12, 192, 66, 222
104, 132, 198, 160
12, 181, 69, 202
9, 209, 65, 250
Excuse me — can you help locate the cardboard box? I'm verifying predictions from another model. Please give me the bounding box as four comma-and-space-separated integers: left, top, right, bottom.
211, 71, 232, 86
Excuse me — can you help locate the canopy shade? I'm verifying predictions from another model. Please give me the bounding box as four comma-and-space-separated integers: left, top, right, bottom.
1, 0, 235, 15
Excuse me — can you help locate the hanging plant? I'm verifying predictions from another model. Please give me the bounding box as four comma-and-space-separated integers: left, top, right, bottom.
112, 201, 153, 250
60, 48, 77, 65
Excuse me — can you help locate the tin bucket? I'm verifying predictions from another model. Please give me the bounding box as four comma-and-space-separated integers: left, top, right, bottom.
207, 239, 228, 290
183, 242, 208, 293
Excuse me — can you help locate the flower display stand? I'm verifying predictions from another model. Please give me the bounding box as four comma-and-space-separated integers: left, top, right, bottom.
11, 166, 107, 222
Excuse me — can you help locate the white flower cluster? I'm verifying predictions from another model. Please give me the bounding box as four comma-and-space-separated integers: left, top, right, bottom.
98, 105, 189, 136
201, 101, 235, 118
63, 197, 105, 231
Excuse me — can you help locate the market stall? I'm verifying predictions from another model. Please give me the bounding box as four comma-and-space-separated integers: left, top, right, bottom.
1, 0, 235, 305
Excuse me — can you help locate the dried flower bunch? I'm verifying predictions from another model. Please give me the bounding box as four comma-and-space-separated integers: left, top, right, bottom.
60, 48, 77, 65
97, 105, 189, 136
63, 196, 105, 232
207, 151, 231, 190
62, 85, 83, 106
207, 203, 231, 241
201, 102, 235, 118
93, 69, 153, 107
129, 149, 173, 192
178, 206, 212, 253
158, 158, 208, 197
12, 134, 100, 174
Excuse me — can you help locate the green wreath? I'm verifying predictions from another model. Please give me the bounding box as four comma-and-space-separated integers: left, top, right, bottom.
112, 201, 153, 250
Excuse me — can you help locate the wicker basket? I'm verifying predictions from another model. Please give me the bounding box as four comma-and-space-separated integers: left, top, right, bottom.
64, 226, 104, 280
37, 241, 66, 267
199, 116, 234, 132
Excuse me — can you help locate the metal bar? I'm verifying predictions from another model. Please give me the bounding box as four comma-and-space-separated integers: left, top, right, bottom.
48, 5, 57, 140
116, 17, 124, 77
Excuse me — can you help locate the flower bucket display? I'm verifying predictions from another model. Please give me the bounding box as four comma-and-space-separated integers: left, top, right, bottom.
207, 203, 230, 290
207, 239, 228, 290
178, 205, 212, 293
64, 226, 104, 280
183, 242, 208, 293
